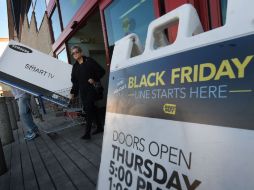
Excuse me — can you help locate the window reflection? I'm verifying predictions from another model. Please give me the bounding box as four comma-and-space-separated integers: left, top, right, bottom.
220, 0, 227, 25
104, 0, 155, 48
51, 7, 62, 41
27, 1, 33, 24
46, 0, 50, 6
59, 0, 85, 28
57, 48, 69, 63
34, 0, 46, 29
0, 0, 9, 38
32, 0, 36, 6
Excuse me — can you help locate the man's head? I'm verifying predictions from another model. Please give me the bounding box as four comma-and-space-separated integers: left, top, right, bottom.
71, 45, 83, 61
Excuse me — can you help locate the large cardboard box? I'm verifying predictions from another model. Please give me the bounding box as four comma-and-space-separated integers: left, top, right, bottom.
0, 40, 72, 106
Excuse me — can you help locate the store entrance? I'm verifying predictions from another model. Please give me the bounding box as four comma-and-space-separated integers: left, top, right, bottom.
67, 9, 109, 121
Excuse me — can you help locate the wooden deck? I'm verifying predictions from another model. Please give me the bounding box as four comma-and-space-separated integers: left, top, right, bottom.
0, 113, 103, 190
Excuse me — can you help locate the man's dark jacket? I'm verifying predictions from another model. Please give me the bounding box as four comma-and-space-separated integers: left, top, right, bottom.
70, 56, 105, 99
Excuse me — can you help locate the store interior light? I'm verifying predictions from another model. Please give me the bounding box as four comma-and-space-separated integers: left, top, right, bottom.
0, 86, 3, 97
119, 0, 146, 20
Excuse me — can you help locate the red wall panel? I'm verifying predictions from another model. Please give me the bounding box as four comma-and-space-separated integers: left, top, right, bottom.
99, 0, 112, 66
165, 0, 194, 42
164, 0, 222, 40
194, 0, 210, 31
209, 0, 222, 28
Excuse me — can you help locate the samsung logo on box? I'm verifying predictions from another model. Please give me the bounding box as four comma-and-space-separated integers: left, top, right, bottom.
9, 45, 32, 53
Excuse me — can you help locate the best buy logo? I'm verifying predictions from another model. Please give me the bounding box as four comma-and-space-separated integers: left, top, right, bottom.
163, 104, 176, 115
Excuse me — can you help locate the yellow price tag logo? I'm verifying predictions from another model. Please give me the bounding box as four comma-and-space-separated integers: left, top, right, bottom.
163, 104, 176, 115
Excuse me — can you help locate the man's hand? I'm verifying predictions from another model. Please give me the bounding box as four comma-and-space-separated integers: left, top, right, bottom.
69, 93, 75, 100
69, 94, 75, 107
88, 78, 95, 84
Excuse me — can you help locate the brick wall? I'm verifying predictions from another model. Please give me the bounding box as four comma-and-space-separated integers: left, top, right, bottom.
20, 12, 53, 55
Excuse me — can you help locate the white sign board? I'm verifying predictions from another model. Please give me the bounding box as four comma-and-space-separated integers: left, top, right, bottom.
98, 1, 254, 190
0, 40, 72, 106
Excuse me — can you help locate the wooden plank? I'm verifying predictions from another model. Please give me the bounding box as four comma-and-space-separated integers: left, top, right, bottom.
39, 118, 101, 168
58, 124, 84, 135
91, 133, 103, 147
10, 129, 24, 190
18, 127, 39, 190
34, 136, 76, 190
59, 124, 102, 154
19, 127, 56, 190
53, 134, 99, 184
63, 128, 102, 156
80, 141, 102, 162
41, 112, 103, 155
60, 129, 101, 168
38, 115, 74, 134
40, 133, 95, 190
0, 143, 12, 190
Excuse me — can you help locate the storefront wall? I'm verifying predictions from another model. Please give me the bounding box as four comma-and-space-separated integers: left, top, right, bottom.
46, 0, 160, 65
45, 0, 227, 66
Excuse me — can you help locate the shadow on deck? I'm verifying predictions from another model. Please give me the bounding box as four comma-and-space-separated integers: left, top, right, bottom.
0, 112, 103, 190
